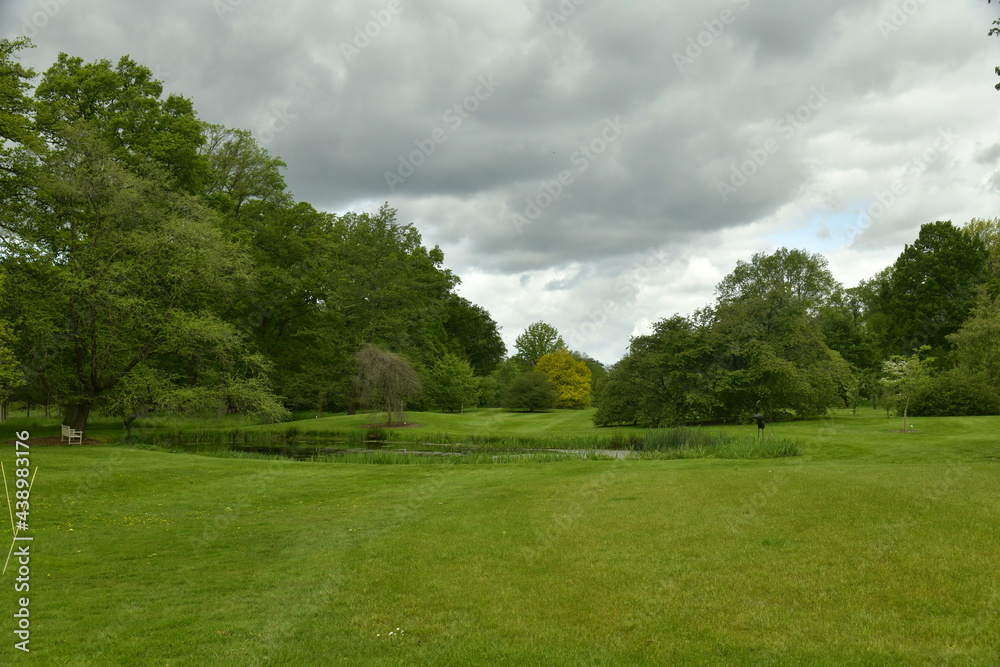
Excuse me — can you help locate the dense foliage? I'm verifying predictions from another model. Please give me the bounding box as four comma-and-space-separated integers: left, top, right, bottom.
1, 43, 997, 428
535, 349, 592, 409
0, 43, 505, 427
502, 371, 558, 412
596, 235, 1000, 428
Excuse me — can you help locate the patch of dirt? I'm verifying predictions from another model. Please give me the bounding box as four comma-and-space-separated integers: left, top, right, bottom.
361, 422, 422, 429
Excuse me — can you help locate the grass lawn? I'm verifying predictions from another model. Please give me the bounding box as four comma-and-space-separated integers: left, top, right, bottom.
1, 408, 999, 664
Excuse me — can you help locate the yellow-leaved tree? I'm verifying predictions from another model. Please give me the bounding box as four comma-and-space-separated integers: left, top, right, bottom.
535, 349, 592, 409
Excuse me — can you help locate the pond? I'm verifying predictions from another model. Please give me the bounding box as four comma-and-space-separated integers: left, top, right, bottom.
170, 442, 632, 461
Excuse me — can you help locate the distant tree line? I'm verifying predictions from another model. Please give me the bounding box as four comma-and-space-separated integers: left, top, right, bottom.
595, 223, 1000, 427
1, 41, 997, 430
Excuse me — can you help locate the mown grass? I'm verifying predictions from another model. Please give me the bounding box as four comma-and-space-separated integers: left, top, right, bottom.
5, 439, 998, 665
2, 407, 999, 663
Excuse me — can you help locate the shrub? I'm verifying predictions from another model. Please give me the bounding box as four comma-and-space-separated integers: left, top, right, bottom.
502, 371, 558, 412
364, 428, 386, 444
910, 369, 1000, 416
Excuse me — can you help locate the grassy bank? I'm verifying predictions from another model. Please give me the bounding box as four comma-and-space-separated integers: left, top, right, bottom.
0, 408, 997, 663
4, 445, 996, 664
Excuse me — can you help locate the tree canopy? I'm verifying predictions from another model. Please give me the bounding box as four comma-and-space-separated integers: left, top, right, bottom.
0, 48, 506, 428
878, 221, 991, 357
715, 247, 840, 312
596, 248, 853, 427
426, 353, 478, 413
514, 321, 565, 367
34, 53, 209, 192
535, 349, 592, 409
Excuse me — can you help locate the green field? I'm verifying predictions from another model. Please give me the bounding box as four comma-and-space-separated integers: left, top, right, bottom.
1, 409, 999, 664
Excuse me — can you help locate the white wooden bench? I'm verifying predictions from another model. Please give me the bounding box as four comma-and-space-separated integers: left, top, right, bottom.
61, 424, 83, 445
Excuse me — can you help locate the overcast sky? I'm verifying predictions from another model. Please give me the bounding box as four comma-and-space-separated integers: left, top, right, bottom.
5, 0, 1000, 363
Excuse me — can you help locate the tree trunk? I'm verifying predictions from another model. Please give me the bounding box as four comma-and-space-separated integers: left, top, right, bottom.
64, 403, 93, 431
124, 413, 137, 439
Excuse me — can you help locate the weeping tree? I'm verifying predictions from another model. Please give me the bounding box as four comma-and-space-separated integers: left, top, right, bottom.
354, 344, 421, 426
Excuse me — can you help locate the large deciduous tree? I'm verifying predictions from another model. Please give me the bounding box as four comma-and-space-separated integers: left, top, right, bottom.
441, 294, 506, 376
712, 297, 851, 420
0, 53, 285, 429
595, 248, 852, 428
302, 203, 458, 410
426, 353, 478, 413
711, 248, 852, 419
514, 321, 565, 367
594, 315, 721, 427
3, 128, 268, 429
879, 221, 992, 358
535, 348, 592, 409
328, 204, 457, 360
